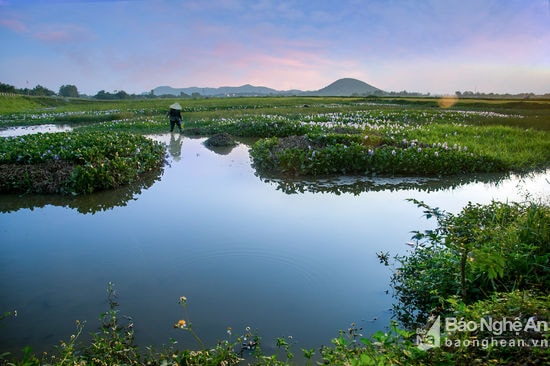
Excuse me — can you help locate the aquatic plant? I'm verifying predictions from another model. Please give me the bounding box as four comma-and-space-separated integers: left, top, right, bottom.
246, 107, 549, 176
0, 131, 165, 194
250, 132, 513, 177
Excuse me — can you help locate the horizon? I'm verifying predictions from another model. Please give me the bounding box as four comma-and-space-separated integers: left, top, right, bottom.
4, 77, 550, 97
1, 0, 549, 96
151, 78, 548, 97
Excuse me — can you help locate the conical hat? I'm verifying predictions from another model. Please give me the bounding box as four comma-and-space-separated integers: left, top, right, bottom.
170, 103, 182, 110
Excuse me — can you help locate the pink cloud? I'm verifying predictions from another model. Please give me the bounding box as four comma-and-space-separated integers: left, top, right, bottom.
34, 30, 74, 42
32, 24, 93, 44
460, 32, 550, 64
0, 18, 28, 33
189, 46, 356, 90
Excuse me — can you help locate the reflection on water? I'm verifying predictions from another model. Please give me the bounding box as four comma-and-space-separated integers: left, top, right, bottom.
0, 169, 162, 214
204, 143, 238, 156
167, 133, 184, 161
0, 134, 548, 358
0, 124, 73, 136
258, 172, 522, 195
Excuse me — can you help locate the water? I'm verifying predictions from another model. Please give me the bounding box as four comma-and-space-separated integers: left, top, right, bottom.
0, 131, 548, 356
0, 124, 73, 137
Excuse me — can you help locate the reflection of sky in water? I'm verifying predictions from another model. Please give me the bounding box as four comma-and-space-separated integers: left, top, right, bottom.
0, 124, 73, 136
0, 133, 548, 357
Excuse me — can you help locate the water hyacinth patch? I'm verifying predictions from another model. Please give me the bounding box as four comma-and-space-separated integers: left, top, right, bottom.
251, 134, 509, 176
184, 114, 316, 137
0, 109, 130, 128
245, 108, 548, 177
0, 131, 165, 194
76, 115, 168, 134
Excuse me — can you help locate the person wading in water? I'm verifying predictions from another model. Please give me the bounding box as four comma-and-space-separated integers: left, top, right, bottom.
167, 102, 183, 132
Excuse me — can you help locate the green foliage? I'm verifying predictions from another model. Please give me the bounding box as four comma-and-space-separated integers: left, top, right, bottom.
0, 131, 165, 194
0, 95, 46, 114
251, 133, 510, 176
388, 199, 550, 329
85, 282, 141, 365
27, 85, 56, 97
442, 291, 550, 365
94, 90, 132, 100
185, 114, 315, 137
0, 83, 18, 94
58, 85, 79, 98
318, 321, 428, 365
244, 108, 549, 177
1, 96, 549, 365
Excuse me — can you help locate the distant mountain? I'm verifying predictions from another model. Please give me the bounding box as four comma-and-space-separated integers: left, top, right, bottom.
308, 78, 382, 96
152, 78, 382, 97
153, 84, 301, 97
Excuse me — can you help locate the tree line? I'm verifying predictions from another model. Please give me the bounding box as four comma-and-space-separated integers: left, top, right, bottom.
0, 82, 151, 100
2, 81, 548, 100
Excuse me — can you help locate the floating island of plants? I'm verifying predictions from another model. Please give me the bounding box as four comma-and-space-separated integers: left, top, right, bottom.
0, 131, 165, 194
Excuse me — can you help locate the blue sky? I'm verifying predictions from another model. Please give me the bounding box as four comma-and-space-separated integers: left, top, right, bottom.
1, 0, 549, 95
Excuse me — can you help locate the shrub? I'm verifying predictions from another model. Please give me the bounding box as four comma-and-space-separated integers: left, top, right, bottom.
385, 199, 550, 329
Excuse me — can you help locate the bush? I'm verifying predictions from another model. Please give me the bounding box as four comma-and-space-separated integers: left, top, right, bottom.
384, 199, 550, 329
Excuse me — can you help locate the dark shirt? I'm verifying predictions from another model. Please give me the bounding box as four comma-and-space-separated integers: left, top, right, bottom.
167, 108, 182, 121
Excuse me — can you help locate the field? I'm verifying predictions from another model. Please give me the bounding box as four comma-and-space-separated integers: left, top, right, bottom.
0, 95, 549, 193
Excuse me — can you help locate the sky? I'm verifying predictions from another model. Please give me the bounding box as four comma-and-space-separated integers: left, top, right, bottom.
0, 0, 549, 95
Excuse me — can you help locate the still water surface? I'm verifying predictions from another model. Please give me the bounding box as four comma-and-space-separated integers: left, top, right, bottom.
0, 131, 548, 355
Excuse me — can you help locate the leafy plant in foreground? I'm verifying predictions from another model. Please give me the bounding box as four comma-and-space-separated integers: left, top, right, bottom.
386, 199, 550, 329
440, 291, 550, 365
85, 282, 140, 365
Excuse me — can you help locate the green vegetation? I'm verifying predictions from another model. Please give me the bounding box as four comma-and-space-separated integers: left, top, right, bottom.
5, 94, 546, 182
384, 199, 550, 328
376, 199, 550, 365
246, 110, 548, 176
0, 131, 165, 194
